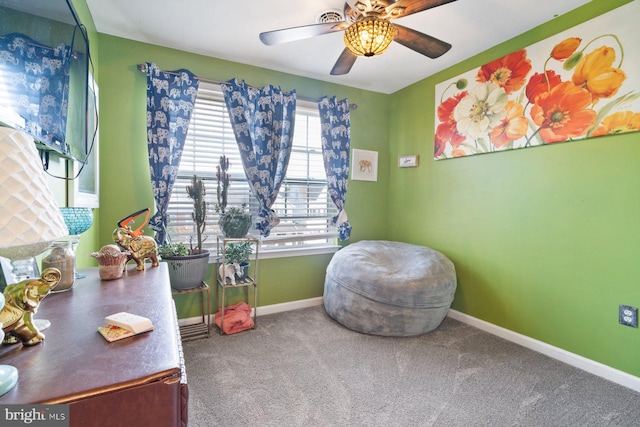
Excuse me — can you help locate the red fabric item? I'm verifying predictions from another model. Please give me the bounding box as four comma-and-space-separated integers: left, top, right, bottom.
214, 301, 254, 334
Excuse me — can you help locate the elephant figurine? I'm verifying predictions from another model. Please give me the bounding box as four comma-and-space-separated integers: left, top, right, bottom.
112, 227, 159, 271
1, 267, 61, 346
218, 262, 240, 285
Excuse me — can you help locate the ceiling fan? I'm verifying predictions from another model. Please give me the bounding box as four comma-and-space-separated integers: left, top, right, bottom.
259, 0, 457, 76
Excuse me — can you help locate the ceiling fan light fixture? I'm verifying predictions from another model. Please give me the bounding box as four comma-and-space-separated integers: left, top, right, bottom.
344, 18, 396, 57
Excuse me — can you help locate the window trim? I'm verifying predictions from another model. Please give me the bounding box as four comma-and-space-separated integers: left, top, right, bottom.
255, 244, 339, 260
167, 82, 339, 256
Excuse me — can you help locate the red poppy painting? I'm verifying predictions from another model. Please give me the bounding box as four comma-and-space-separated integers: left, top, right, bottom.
434, 1, 640, 160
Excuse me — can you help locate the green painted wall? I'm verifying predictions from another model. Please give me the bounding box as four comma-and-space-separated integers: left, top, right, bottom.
71, 0, 639, 378
91, 34, 389, 317
388, 0, 639, 377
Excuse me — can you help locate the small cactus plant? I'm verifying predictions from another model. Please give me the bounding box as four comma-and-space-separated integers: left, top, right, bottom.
215, 155, 230, 214
214, 155, 252, 238
186, 174, 207, 254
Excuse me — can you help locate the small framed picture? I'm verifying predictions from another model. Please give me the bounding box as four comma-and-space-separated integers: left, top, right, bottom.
351, 149, 378, 182
398, 155, 419, 168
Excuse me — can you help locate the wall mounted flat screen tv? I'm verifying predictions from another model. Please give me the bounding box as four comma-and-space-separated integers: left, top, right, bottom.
0, 0, 92, 163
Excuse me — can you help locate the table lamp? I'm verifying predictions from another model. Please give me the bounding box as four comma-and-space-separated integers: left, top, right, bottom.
0, 126, 69, 396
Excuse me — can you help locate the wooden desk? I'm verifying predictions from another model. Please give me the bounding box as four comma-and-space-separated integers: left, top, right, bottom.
0, 263, 187, 427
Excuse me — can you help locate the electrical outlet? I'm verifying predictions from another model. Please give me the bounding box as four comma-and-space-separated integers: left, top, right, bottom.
619, 305, 638, 328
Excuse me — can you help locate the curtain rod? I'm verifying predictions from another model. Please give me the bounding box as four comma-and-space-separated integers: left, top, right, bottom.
137, 63, 357, 110
0, 34, 83, 59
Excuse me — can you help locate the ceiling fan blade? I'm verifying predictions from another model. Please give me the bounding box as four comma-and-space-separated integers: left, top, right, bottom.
393, 24, 451, 58
330, 49, 358, 75
387, 0, 458, 19
260, 21, 349, 46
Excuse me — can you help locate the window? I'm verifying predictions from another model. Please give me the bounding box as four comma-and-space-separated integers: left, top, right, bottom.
164, 82, 338, 255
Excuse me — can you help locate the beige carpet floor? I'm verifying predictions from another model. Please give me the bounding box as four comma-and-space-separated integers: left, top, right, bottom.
183, 306, 640, 427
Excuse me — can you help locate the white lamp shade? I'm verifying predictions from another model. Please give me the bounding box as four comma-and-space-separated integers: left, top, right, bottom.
0, 127, 68, 260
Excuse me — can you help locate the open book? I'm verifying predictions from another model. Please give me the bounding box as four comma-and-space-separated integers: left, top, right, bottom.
98, 312, 154, 342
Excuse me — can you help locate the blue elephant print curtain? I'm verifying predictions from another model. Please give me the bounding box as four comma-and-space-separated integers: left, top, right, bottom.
0, 33, 72, 153
220, 78, 296, 237
318, 96, 351, 241
145, 62, 199, 243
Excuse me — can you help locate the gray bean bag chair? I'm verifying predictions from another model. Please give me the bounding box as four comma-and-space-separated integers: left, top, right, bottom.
324, 240, 456, 336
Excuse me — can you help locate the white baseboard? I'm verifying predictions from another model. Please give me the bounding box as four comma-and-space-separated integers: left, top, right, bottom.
447, 309, 640, 393
178, 297, 324, 327
254, 296, 324, 316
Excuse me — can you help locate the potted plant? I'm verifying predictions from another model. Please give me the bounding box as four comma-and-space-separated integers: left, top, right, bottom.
224, 241, 253, 280
157, 242, 188, 258
159, 175, 210, 290
215, 155, 252, 238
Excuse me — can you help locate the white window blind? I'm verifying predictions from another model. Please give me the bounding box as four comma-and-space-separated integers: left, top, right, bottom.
164, 82, 338, 253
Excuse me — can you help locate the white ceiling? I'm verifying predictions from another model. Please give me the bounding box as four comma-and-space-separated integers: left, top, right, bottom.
86, 0, 591, 94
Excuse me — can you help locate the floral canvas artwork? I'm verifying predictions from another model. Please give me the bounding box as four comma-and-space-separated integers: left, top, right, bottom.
434, 1, 640, 160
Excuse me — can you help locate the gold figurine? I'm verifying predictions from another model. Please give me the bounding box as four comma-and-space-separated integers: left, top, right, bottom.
112, 228, 159, 271
112, 208, 159, 271
1, 268, 61, 346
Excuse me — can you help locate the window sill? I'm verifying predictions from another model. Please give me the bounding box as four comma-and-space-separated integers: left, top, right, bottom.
258, 245, 340, 260
208, 245, 339, 262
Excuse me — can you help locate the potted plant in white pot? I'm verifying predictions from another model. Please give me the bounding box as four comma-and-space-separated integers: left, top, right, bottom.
159, 175, 210, 290
215, 155, 252, 238
224, 241, 253, 280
